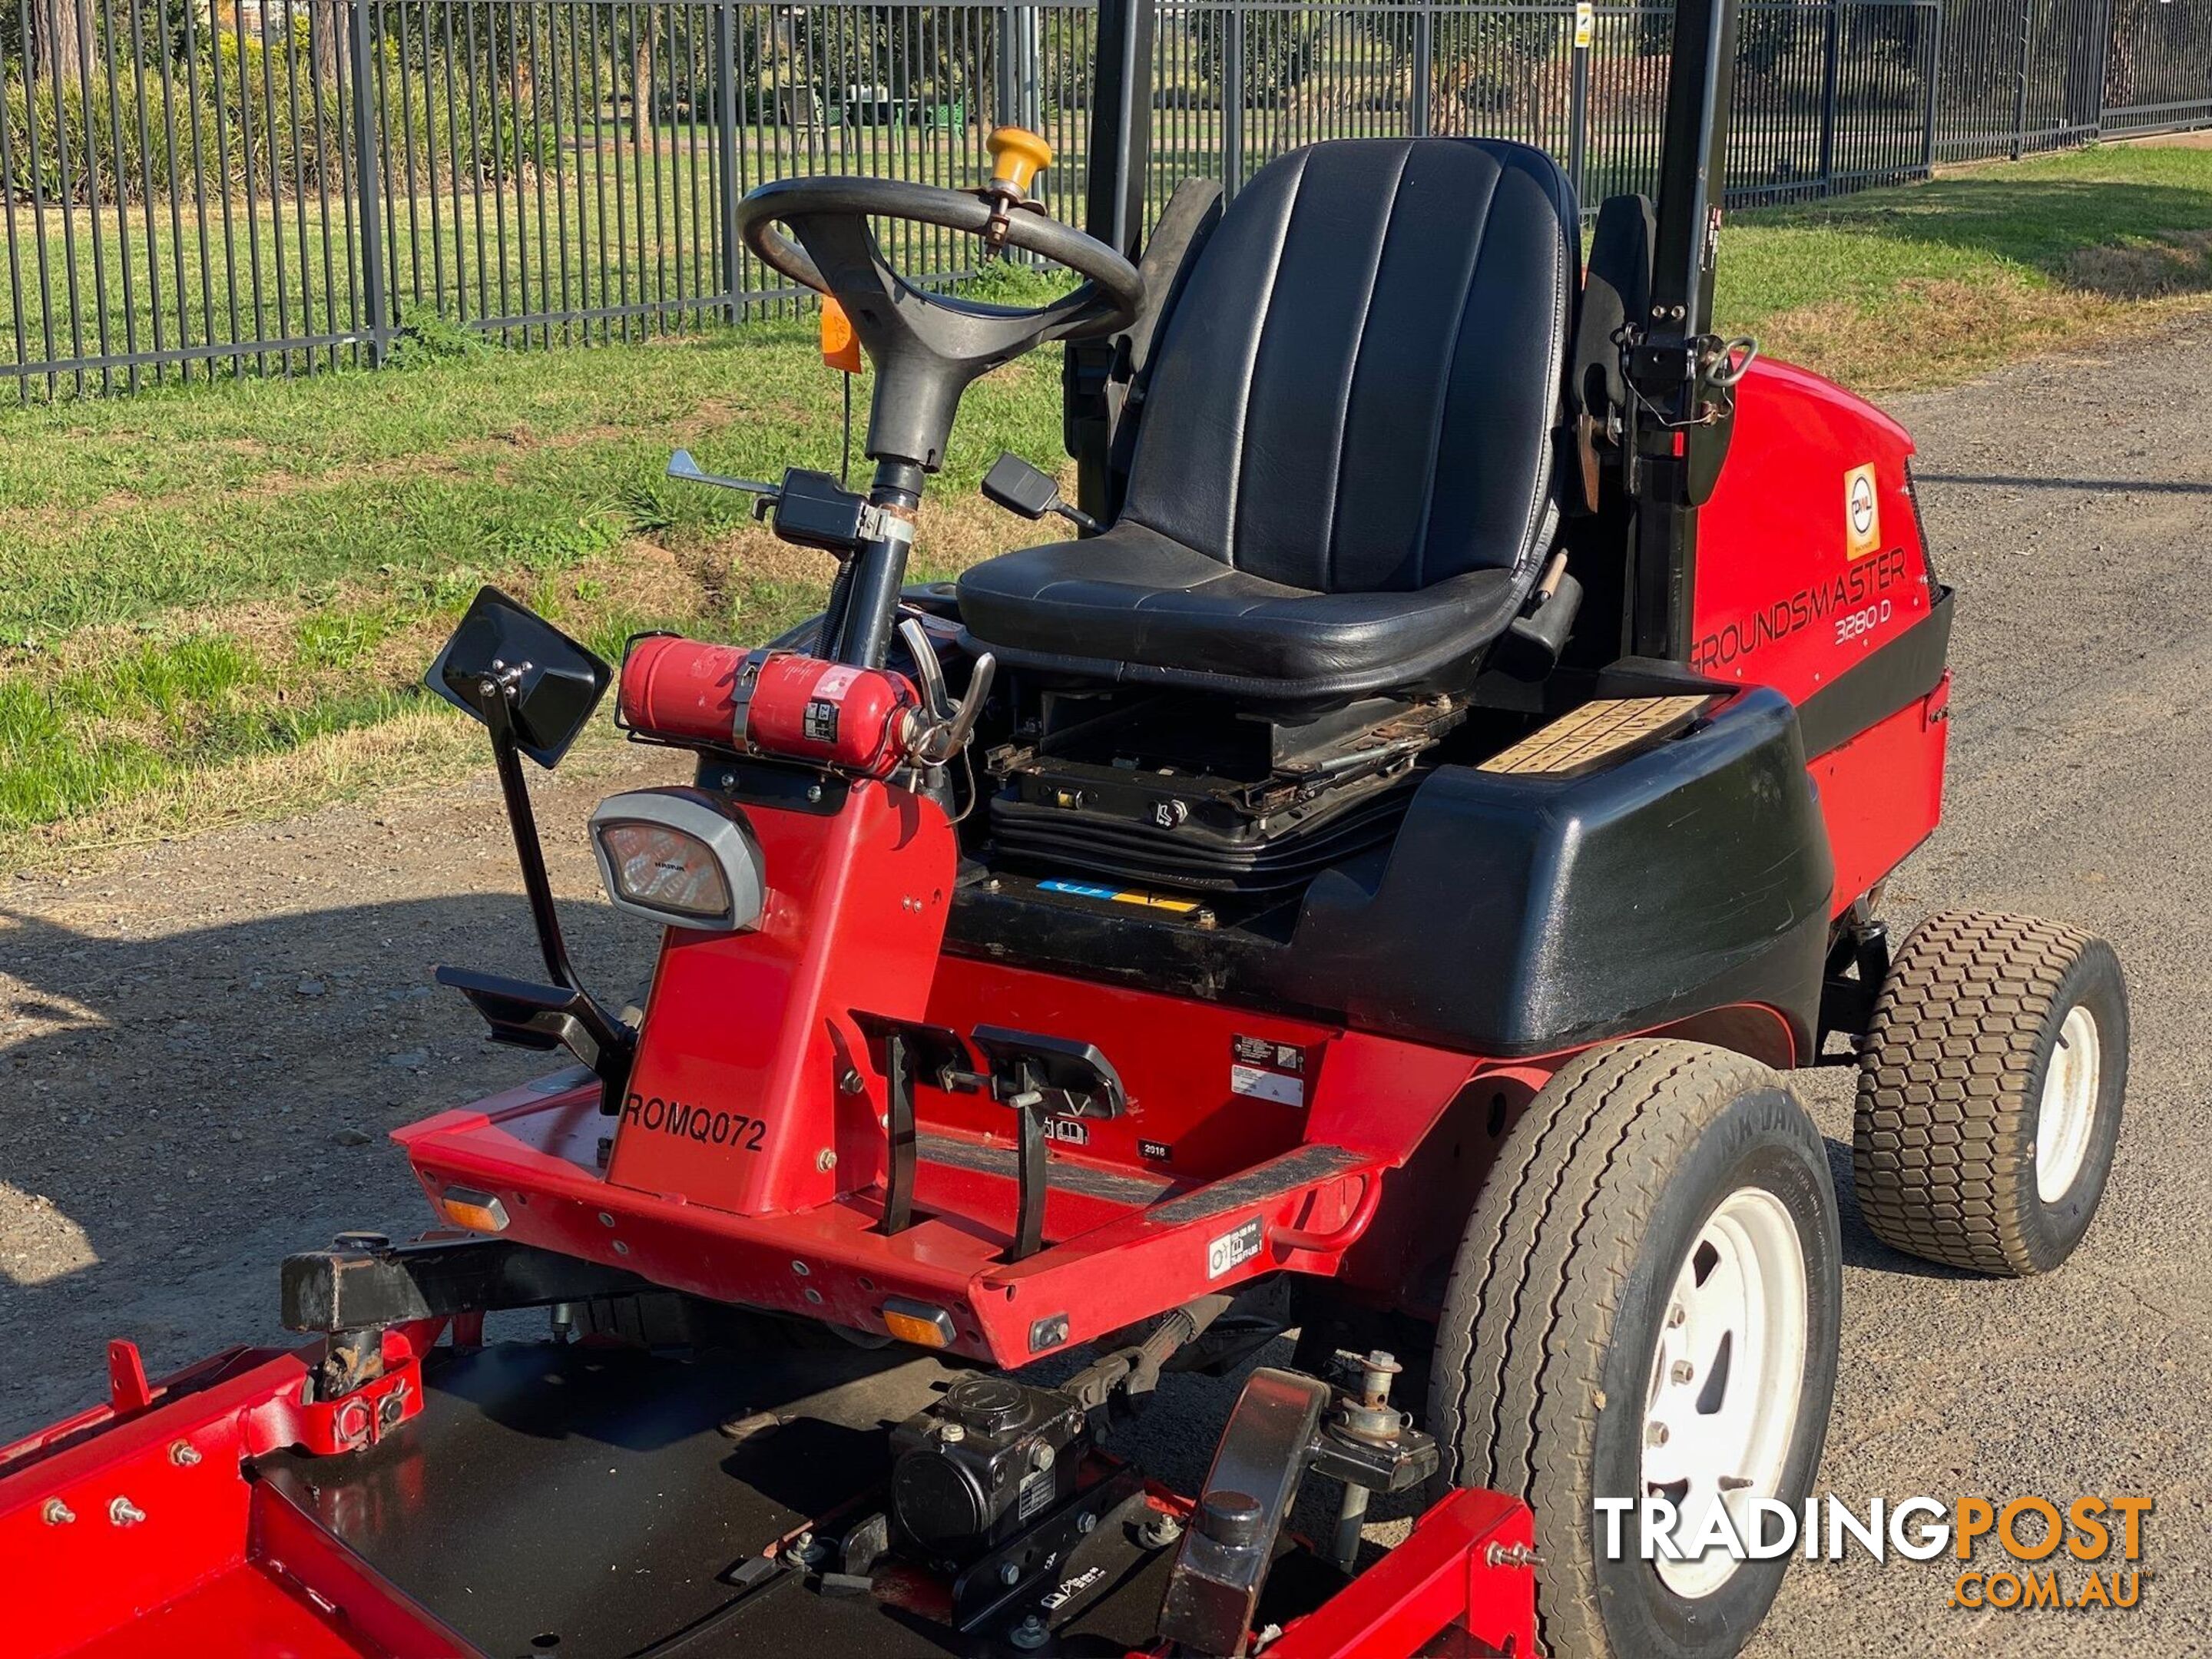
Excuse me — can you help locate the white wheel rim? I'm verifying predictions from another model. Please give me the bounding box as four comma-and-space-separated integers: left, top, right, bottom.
2035, 1005, 2101, 1204
1642, 1187, 1809, 1600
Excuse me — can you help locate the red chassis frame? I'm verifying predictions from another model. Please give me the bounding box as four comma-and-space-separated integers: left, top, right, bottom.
0, 1339, 1537, 1659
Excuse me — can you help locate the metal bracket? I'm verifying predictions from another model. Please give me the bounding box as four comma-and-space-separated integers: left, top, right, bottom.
281, 1234, 654, 1336
949, 1469, 1149, 1633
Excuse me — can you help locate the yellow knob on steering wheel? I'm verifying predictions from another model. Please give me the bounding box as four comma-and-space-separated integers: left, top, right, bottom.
985, 127, 1053, 200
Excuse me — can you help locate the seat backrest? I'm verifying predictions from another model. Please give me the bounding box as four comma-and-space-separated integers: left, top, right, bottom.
1120, 138, 1578, 595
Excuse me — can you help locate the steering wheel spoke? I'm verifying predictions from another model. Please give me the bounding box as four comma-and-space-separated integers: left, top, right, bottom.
730, 173, 1143, 472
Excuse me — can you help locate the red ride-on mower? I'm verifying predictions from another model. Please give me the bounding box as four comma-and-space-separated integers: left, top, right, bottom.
5, 0, 2130, 1654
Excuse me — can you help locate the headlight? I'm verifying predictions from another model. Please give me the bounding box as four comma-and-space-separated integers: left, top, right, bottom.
589, 788, 765, 931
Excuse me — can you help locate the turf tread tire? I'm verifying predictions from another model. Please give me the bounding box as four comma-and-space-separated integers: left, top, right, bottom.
1427, 1040, 1821, 1659
1853, 910, 2125, 1277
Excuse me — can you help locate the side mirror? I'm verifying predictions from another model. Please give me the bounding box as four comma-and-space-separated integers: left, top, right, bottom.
426, 586, 611, 768
424, 585, 620, 1014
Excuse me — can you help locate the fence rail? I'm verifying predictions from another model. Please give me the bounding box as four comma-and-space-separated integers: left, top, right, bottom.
1, 0, 2205, 397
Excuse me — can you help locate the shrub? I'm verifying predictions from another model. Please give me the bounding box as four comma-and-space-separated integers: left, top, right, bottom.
3, 22, 545, 207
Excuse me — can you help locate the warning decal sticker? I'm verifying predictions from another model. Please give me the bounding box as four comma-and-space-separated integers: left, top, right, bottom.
1207, 1217, 1263, 1280
1845, 463, 1882, 560
1230, 1035, 1309, 1108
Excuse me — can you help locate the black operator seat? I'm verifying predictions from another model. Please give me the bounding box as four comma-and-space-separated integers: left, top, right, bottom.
957, 137, 1580, 706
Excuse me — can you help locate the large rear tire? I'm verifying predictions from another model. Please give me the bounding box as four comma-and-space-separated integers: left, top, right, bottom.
1853, 911, 2128, 1276
1427, 1040, 1841, 1659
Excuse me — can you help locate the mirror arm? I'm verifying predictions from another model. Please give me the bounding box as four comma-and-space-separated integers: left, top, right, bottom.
481, 682, 584, 994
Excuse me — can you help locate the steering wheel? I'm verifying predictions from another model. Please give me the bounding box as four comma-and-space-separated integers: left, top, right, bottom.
732, 171, 1144, 474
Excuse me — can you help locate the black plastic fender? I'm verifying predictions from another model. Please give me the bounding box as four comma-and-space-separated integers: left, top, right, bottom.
1279, 685, 1834, 1060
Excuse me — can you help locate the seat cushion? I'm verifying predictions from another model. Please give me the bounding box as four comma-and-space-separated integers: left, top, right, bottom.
956, 519, 1525, 698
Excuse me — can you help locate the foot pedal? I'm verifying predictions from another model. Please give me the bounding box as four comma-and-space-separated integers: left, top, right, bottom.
969, 1028, 1127, 1262
852, 1014, 974, 1237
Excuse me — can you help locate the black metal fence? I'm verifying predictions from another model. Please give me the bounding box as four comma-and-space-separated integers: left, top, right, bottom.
2, 0, 2205, 397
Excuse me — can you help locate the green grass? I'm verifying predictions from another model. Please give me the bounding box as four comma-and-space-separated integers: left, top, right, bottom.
0, 302, 1064, 853
5, 140, 2212, 862
1712, 144, 2212, 389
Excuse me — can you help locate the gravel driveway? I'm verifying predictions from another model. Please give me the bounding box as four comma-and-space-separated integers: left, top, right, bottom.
5, 322, 2209, 1654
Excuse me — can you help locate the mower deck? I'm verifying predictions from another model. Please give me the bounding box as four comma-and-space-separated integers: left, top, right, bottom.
4, 1333, 1535, 1659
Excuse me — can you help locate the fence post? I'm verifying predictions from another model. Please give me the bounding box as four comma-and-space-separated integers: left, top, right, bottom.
2011, 0, 2034, 160
1411, 3, 1434, 140
1566, 2, 1590, 199
1223, 8, 1245, 200
2087, 0, 2114, 136
717, 0, 743, 320
348, 0, 389, 366
1921, 0, 1942, 177
1818, 0, 1843, 194
996, 5, 1018, 127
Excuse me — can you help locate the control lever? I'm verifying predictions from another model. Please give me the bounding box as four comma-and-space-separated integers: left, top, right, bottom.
896, 616, 955, 722
915, 651, 996, 765
667, 448, 780, 502
896, 616, 995, 765
981, 452, 1101, 536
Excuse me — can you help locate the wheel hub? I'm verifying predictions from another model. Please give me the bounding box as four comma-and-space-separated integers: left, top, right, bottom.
2035, 1004, 2101, 1204
1641, 1187, 1809, 1599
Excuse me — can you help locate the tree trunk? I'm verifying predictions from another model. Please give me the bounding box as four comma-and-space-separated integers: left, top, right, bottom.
313, 0, 345, 84
633, 27, 654, 150
29, 0, 94, 84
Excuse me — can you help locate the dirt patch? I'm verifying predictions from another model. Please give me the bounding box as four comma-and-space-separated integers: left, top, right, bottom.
2065, 229, 2212, 299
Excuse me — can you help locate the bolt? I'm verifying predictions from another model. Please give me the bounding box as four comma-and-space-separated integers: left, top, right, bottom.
998, 1560, 1022, 1587
838, 1068, 866, 1095
1030, 1442, 1055, 1474
1670, 1361, 1694, 1385
1647, 1422, 1671, 1447
1137, 1511, 1184, 1549
939, 1421, 966, 1445
1075, 1510, 1097, 1535
806, 784, 824, 803
167, 1440, 201, 1468
816, 1147, 838, 1172
1666, 1303, 1686, 1328
1009, 1613, 1049, 1651
109, 1496, 147, 1528
41, 1499, 75, 1525
1485, 1542, 1541, 1569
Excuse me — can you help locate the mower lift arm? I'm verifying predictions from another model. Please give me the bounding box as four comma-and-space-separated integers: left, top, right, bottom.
1158, 1363, 1442, 1656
